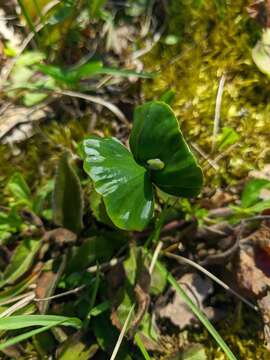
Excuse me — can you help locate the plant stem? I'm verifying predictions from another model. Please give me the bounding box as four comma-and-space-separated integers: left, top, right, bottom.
144, 202, 169, 248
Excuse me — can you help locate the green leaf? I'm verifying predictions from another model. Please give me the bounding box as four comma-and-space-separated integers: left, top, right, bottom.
58, 338, 98, 360
53, 152, 83, 234
0, 315, 82, 351
241, 179, 270, 208
38, 61, 154, 86
79, 136, 154, 231
247, 199, 270, 214
16, 52, 45, 67
217, 127, 239, 151
32, 179, 54, 217
92, 314, 132, 359
48, 0, 75, 25
129, 101, 203, 197
89, 188, 114, 226
89, 0, 107, 17
23, 92, 48, 106
0, 323, 61, 351
89, 301, 111, 317
0, 315, 81, 330
7, 172, 31, 205
67, 235, 125, 273
37, 61, 103, 85
160, 89, 176, 105
252, 29, 270, 77
0, 239, 40, 288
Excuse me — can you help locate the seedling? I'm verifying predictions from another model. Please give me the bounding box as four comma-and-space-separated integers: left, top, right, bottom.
79, 101, 203, 231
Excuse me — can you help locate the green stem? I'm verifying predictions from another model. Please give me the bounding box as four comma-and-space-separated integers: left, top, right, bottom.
83, 264, 100, 329
144, 202, 169, 248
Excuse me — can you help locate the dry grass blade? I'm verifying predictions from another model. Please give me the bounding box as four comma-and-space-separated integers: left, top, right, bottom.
149, 241, 163, 274
110, 305, 135, 360
0, 293, 35, 318
212, 74, 226, 151
55, 89, 130, 127
164, 252, 258, 311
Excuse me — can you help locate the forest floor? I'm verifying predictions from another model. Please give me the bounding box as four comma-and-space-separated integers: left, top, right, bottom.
1, 1, 270, 359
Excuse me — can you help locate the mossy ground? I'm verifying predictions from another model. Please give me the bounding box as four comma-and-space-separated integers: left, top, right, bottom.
143, 0, 270, 186
143, 0, 270, 358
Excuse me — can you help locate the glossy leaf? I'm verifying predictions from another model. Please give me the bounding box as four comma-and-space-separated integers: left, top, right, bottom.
129, 101, 203, 197
79, 136, 154, 231
53, 152, 83, 234
89, 189, 114, 227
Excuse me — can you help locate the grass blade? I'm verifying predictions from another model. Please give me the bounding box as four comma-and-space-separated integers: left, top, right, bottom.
17, 0, 36, 35
155, 259, 238, 360
134, 334, 152, 360
0, 320, 65, 350
0, 315, 82, 330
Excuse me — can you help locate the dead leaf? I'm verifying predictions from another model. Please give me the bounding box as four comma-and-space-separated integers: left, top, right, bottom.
247, 0, 270, 28
43, 228, 77, 246
236, 247, 270, 296
249, 164, 270, 181
35, 271, 57, 312
0, 105, 50, 144
156, 273, 214, 329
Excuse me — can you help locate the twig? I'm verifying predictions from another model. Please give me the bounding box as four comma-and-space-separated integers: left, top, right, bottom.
87, 256, 125, 273
191, 142, 219, 171
110, 305, 135, 360
34, 285, 86, 302
163, 252, 258, 311
204, 143, 240, 171
54, 89, 130, 127
212, 74, 226, 151
242, 215, 270, 222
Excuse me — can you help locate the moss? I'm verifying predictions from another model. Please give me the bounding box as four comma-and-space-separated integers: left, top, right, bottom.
158, 303, 269, 359
0, 117, 88, 201
143, 0, 270, 185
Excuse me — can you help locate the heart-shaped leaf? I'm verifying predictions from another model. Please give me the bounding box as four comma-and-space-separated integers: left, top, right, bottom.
79, 136, 154, 231
129, 101, 203, 197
